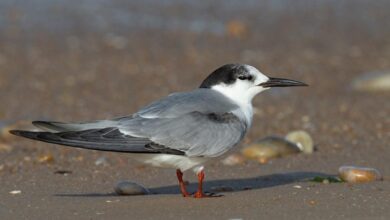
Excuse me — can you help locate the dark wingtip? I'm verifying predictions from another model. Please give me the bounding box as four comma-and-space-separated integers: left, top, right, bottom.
9, 130, 22, 136
9, 130, 36, 139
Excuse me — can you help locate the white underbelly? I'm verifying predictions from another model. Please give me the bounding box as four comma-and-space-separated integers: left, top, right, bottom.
130, 154, 209, 172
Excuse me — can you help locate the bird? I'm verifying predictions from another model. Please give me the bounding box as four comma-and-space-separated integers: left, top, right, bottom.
10, 64, 307, 198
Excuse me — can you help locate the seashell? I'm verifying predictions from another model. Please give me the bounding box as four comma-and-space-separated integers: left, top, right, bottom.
221, 153, 246, 166
285, 130, 314, 154
114, 181, 149, 196
241, 136, 301, 161
338, 166, 383, 183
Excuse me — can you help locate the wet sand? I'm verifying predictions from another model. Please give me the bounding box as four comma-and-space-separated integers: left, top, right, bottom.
0, 1, 389, 219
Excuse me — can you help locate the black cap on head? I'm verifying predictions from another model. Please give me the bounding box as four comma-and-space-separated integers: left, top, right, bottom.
200, 64, 252, 88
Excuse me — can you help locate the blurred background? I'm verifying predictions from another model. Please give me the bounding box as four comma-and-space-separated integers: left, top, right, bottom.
0, 1, 389, 218
1, 0, 388, 142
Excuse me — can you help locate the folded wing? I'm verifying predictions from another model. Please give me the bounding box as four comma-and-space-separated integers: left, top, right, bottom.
10, 128, 185, 155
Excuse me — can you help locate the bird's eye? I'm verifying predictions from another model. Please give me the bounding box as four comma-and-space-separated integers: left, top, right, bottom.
238, 75, 253, 80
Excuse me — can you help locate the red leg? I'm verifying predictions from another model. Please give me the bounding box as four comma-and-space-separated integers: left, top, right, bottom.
176, 169, 190, 197
193, 170, 206, 198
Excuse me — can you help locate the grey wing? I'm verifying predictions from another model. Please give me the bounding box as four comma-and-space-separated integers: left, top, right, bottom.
117, 89, 247, 157
135, 89, 239, 118
33, 89, 237, 131
23, 89, 246, 157
119, 111, 248, 157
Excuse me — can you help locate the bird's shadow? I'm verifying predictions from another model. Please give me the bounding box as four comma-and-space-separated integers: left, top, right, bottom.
55, 171, 332, 197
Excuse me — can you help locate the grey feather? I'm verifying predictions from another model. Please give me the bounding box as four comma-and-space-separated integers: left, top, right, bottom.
116, 89, 248, 157
134, 89, 239, 118
119, 111, 247, 157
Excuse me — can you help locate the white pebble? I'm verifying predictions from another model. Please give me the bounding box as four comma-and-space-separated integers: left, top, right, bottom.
9, 190, 21, 195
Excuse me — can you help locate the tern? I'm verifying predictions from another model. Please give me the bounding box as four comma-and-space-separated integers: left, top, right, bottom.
10, 64, 307, 198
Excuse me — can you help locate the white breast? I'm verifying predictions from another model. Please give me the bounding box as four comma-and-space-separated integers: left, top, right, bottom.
130, 154, 209, 173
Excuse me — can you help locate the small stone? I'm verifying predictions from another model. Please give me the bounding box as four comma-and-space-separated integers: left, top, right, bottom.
352, 72, 390, 92
54, 170, 72, 175
293, 185, 302, 189
37, 154, 54, 164
285, 130, 314, 154
241, 136, 301, 161
95, 157, 109, 166
106, 199, 120, 203
339, 166, 383, 183
114, 181, 149, 196
221, 153, 246, 166
9, 190, 21, 195
210, 186, 234, 192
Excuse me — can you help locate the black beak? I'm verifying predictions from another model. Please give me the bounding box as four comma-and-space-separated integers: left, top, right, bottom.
258, 77, 308, 87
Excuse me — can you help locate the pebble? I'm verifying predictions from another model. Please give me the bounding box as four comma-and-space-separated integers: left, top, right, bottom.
114, 181, 150, 196
221, 153, 246, 166
285, 130, 314, 154
95, 157, 109, 166
241, 136, 301, 162
37, 154, 54, 164
352, 72, 390, 92
338, 166, 383, 183
54, 170, 72, 175
9, 190, 21, 195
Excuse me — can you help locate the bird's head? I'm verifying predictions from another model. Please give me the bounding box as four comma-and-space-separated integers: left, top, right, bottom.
200, 64, 307, 105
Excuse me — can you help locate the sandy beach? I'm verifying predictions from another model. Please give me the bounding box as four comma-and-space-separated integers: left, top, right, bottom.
0, 1, 389, 219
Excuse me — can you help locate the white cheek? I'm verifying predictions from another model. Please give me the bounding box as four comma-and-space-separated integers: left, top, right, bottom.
247, 86, 268, 99
211, 80, 263, 106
